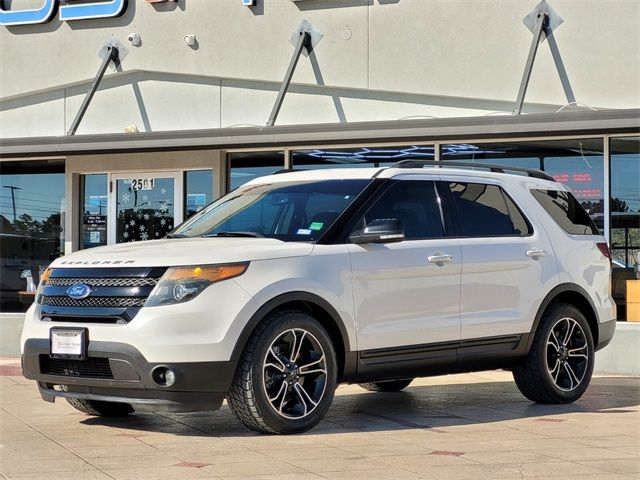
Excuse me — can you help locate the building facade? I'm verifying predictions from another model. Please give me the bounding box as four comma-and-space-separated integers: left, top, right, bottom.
1, 0, 639, 337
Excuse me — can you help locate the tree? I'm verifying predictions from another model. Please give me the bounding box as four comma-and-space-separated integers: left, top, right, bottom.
611, 197, 629, 213
12, 213, 41, 236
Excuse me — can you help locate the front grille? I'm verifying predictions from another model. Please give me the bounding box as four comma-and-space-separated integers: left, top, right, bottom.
46, 277, 159, 287
42, 296, 146, 308
39, 267, 166, 323
41, 356, 114, 379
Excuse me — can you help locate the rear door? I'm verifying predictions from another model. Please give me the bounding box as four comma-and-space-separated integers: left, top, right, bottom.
438, 177, 558, 344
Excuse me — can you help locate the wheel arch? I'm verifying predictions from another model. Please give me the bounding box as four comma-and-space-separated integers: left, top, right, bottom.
528, 283, 599, 352
230, 292, 352, 380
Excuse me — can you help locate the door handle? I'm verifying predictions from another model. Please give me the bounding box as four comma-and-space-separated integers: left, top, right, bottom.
427, 254, 454, 265
526, 249, 547, 259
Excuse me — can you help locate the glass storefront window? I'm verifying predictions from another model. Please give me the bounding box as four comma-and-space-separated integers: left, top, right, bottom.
292, 145, 434, 169
0, 160, 65, 312
610, 137, 640, 268
610, 137, 640, 321
228, 152, 285, 192
441, 139, 605, 218
184, 170, 214, 219
80, 174, 108, 249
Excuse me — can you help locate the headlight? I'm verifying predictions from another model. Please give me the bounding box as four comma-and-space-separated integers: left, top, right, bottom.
144, 263, 248, 307
35, 268, 52, 304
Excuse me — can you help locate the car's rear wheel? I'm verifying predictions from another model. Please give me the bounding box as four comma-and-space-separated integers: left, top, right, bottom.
513, 303, 594, 404
66, 397, 134, 416
359, 379, 413, 392
227, 310, 337, 434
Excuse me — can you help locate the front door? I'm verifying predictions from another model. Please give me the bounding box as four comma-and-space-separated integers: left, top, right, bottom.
348, 179, 462, 353
108, 172, 182, 244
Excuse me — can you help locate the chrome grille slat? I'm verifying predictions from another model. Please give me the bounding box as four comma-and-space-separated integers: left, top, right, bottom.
46, 277, 158, 287
42, 296, 146, 308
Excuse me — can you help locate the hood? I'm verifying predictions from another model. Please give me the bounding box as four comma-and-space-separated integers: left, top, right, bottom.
51, 238, 313, 268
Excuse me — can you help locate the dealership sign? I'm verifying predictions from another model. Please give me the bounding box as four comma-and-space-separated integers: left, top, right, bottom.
0, 0, 127, 26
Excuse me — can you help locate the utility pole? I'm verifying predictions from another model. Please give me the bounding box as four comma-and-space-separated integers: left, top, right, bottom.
3, 185, 22, 222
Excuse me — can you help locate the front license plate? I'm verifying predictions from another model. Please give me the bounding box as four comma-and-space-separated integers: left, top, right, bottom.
50, 328, 87, 360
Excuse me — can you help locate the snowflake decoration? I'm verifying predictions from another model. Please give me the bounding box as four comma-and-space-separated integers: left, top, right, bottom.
124, 223, 129, 230
160, 188, 167, 195
168, 225, 172, 229
122, 193, 130, 203
139, 225, 146, 232
155, 232, 159, 237
141, 232, 149, 241
129, 220, 136, 226
143, 213, 150, 221
160, 218, 166, 226
133, 206, 138, 213
123, 231, 129, 239
160, 202, 168, 213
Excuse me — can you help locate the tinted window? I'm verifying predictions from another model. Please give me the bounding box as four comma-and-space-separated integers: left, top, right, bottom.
445, 182, 531, 237
532, 189, 599, 235
358, 181, 444, 240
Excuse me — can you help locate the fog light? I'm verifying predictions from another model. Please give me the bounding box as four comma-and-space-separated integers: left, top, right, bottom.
152, 366, 176, 387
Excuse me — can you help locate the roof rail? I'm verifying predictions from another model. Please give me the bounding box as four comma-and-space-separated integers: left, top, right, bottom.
389, 159, 556, 182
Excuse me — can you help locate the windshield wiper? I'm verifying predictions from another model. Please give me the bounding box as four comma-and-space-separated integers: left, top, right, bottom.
165, 233, 189, 238
202, 231, 264, 238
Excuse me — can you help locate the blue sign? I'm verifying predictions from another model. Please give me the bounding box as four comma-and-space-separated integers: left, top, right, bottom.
0, 0, 127, 27
66, 283, 93, 300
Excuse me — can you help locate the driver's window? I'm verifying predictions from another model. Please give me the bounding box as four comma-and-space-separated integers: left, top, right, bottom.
357, 180, 445, 240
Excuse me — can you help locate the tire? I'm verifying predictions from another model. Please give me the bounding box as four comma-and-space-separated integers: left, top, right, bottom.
359, 379, 413, 392
513, 303, 594, 404
227, 310, 338, 434
66, 397, 134, 416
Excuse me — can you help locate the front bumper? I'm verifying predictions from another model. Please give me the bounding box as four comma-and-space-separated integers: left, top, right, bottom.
22, 339, 236, 412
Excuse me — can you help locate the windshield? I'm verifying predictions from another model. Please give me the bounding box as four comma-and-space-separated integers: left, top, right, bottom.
172, 179, 369, 242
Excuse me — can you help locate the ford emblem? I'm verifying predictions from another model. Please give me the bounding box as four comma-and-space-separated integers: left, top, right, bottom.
66, 284, 92, 300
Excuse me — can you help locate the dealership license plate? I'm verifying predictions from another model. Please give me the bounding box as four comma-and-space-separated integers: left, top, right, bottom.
50, 328, 87, 360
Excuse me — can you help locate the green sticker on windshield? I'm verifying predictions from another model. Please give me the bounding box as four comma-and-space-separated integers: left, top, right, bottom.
309, 222, 324, 231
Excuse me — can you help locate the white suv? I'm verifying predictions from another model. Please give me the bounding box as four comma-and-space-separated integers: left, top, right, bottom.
21, 161, 616, 434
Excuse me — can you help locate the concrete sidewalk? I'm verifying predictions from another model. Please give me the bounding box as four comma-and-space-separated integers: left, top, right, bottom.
0, 362, 638, 480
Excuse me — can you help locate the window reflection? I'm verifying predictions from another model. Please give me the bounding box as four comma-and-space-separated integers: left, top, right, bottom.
228, 152, 285, 192
0, 160, 65, 312
441, 140, 605, 217
293, 145, 434, 169
610, 137, 640, 270
185, 170, 214, 219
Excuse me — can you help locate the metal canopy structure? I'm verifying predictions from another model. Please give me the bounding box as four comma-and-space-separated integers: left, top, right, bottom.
513, 1, 564, 115
67, 43, 122, 136
267, 20, 323, 127
1, 109, 638, 158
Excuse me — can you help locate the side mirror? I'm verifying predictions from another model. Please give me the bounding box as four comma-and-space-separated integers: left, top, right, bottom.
349, 218, 405, 244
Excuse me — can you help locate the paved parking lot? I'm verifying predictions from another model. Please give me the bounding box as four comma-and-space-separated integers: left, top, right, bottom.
0, 358, 638, 480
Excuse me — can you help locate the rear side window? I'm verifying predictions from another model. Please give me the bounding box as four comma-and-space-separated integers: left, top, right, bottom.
531, 189, 599, 235
444, 182, 532, 237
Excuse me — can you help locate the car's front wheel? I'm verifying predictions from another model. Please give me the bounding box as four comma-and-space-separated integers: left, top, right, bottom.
227, 310, 337, 434
513, 303, 594, 404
